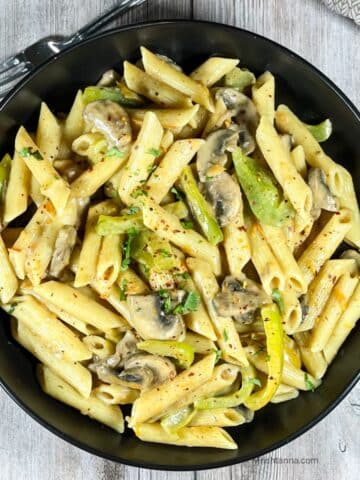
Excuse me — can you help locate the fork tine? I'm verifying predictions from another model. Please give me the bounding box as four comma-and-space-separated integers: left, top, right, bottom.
0, 52, 26, 76
0, 64, 29, 89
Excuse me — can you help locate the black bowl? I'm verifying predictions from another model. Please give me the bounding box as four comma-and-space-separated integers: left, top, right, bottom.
0, 20, 359, 471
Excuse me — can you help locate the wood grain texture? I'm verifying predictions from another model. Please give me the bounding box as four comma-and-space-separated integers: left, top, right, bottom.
0, 1, 359, 479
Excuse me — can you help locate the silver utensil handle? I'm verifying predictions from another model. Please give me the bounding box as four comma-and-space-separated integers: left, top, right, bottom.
71, 0, 146, 41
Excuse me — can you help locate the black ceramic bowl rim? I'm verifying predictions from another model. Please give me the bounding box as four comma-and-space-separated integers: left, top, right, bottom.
0, 20, 359, 471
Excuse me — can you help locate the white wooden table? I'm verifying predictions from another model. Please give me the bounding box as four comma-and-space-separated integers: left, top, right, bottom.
0, 1, 359, 479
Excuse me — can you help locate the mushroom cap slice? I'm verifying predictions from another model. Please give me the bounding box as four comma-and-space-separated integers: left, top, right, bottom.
213, 276, 270, 323
196, 128, 239, 182
49, 225, 77, 278
308, 168, 338, 219
106, 330, 139, 369
204, 172, 242, 227
124, 353, 176, 389
83, 100, 132, 148
215, 88, 259, 129
96, 69, 121, 87
117, 366, 155, 390
127, 294, 186, 341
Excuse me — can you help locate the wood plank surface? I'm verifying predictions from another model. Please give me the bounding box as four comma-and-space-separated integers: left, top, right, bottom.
0, 1, 359, 479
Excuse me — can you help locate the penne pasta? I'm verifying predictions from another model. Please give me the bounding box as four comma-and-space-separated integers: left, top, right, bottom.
141, 47, 214, 112
3, 149, 31, 223
190, 57, 239, 87
0, 234, 18, 303
223, 222, 251, 276
129, 105, 199, 131
189, 407, 248, 427
82, 335, 115, 359
63, 90, 85, 145
93, 383, 139, 405
252, 71, 275, 122
38, 364, 124, 432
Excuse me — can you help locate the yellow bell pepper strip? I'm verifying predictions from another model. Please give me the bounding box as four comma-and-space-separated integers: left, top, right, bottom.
223, 67, 256, 91
244, 304, 284, 411
194, 363, 257, 410
137, 340, 195, 369
232, 147, 294, 227
83, 83, 145, 107
160, 405, 196, 435
0, 153, 11, 199
179, 166, 223, 245
305, 119, 332, 143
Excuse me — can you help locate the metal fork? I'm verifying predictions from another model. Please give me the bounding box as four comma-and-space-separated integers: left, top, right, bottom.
0, 0, 146, 100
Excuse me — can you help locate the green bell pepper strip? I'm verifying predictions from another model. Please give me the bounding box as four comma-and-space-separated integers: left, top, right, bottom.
131, 230, 178, 271
0, 153, 11, 199
305, 119, 332, 143
223, 67, 256, 91
232, 147, 295, 227
137, 339, 195, 369
163, 200, 189, 219
83, 83, 145, 108
244, 304, 284, 411
96, 214, 144, 235
160, 405, 196, 435
179, 166, 223, 245
194, 363, 257, 410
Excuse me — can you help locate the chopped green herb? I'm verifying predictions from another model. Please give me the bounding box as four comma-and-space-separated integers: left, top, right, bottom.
147, 148, 162, 157
19, 147, 43, 160
211, 348, 223, 363
105, 147, 125, 158
205, 175, 214, 181
173, 291, 200, 315
119, 279, 128, 301
8, 303, 18, 315
130, 188, 148, 199
126, 206, 140, 215
121, 228, 138, 271
170, 187, 184, 201
272, 288, 285, 315
147, 164, 157, 174
158, 289, 173, 314
157, 248, 171, 258
247, 377, 262, 387
222, 328, 229, 342
304, 372, 315, 392
174, 272, 191, 280
181, 220, 194, 230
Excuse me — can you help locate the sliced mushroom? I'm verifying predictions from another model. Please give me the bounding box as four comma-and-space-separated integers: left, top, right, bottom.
83, 100, 132, 148
341, 249, 360, 269
308, 168, 338, 220
117, 366, 155, 390
97, 69, 121, 87
106, 330, 139, 369
127, 294, 186, 340
196, 128, 239, 182
49, 225, 77, 278
120, 353, 176, 390
213, 276, 270, 323
204, 172, 242, 227
215, 88, 258, 129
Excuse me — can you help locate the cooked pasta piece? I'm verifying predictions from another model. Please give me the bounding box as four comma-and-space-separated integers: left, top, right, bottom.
93, 383, 139, 405
0, 234, 18, 303
145, 138, 204, 203
38, 364, 124, 432
141, 47, 214, 111
82, 335, 115, 359
252, 71, 275, 122
134, 423, 237, 449
63, 90, 85, 145
297, 209, 353, 287
190, 57, 239, 87
294, 332, 328, 379
3, 149, 31, 223
129, 106, 199, 131
187, 257, 248, 367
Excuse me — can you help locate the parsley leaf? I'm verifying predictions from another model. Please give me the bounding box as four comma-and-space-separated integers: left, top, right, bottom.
304, 373, 315, 392
105, 147, 125, 158
125, 206, 140, 215
211, 348, 223, 363
247, 377, 262, 387
158, 289, 173, 314
157, 248, 171, 258
130, 188, 148, 199
147, 164, 157, 174
147, 148, 162, 157
170, 187, 183, 201
121, 228, 138, 271
181, 220, 194, 230
272, 288, 285, 315
19, 147, 43, 160
223, 328, 229, 342
174, 272, 190, 280
173, 291, 200, 315
119, 279, 128, 301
